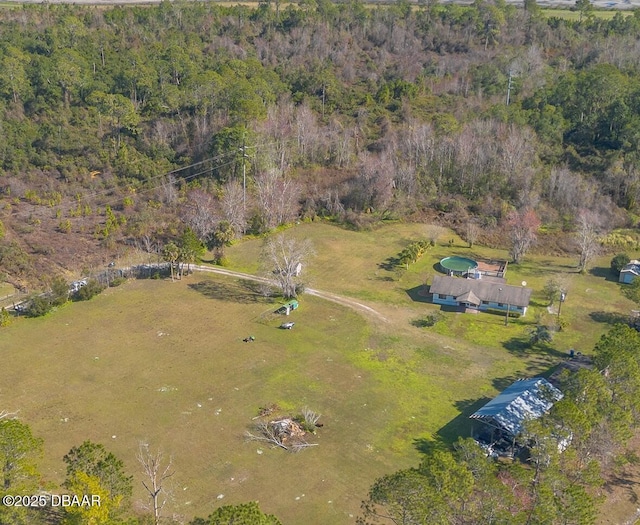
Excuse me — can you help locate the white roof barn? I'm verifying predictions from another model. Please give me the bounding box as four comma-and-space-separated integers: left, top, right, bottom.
470, 378, 563, 438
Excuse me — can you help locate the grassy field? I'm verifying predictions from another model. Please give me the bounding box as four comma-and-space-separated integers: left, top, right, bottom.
541, 7, 631, 19
2, 221, 636, 523
226, 221, 631, 353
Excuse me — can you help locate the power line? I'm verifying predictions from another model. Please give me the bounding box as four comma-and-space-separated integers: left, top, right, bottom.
64, 151, 238, 204
96, 157, 240, 207
46, 135, 299, 222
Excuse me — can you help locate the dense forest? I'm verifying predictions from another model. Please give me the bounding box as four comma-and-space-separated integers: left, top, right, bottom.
2, 1, 640, 286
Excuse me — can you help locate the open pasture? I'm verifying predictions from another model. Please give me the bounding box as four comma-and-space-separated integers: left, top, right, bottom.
0, 272, 527, 523
2, 221, 635, 523
227, 222, 633, 353
541, 7, 632, 19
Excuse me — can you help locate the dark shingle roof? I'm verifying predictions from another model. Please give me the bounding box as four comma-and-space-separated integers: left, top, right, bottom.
430, 275, 532, 308
469, 378, 562, 436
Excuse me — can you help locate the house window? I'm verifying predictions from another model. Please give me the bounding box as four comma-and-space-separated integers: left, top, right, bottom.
481, 301, 488, 305
498, 303, 504, 307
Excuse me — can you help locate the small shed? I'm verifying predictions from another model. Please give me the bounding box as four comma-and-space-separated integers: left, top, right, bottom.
277, 299, 299, 315
619, 260, 640, 284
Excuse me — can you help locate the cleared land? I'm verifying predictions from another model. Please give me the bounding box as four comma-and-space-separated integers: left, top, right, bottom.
226, 222, 631, 353
2, 222, 637, 523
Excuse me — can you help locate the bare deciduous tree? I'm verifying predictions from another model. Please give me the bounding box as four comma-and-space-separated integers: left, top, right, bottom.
347, 152, 395, 211
220, 180, 247, 236
425, 225, 446, 246
182, 189, 219, 243
261, 234, 314, 299
463, 221, 481, 248
161, 175, 178, 205
576, 210, 603, 273
255, 169, 301, 231
295, 102, 322, 163
505, 208, 541, 264
137, 443, 174, 525
301, 407, 321, 426
546, 166, 596, 213
140, 234, 157, 256
497, 124, 536, 196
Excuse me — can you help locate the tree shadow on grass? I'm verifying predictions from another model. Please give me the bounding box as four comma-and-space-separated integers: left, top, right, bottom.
238, 279, 274, 299
410, 310, 443, 328
503, 337, 568, 379
412, 436, 449, 456
590, 310, 631, 325
378, 256, 401, 271
530, 259, 576, 271
492, 374, 523, 391
188, 280, 264, 304
504, 336, 564, 358
589, 266, 618, 283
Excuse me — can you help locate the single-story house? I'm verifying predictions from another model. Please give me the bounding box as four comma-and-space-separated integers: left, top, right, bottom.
470, 377, 563, 455
430, 275, 532, 316
619, 260, 640, 284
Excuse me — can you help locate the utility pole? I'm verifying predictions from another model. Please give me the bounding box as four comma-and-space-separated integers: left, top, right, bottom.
557, 291, 567, 327
240, 136, 248, 234
506, 70, 513, 106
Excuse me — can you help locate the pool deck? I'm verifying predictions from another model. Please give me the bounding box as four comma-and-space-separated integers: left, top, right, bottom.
476, 261, 503, 274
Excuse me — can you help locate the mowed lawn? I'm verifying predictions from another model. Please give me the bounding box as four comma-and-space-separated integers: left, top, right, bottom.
2, 221, 635, 523
226, 221, 633, 354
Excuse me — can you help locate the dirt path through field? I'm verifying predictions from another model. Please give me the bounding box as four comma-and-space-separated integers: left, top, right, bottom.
192, 264, 389, 323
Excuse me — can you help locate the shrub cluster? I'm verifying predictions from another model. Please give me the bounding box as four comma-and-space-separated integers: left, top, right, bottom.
398, 241, 431, 268
109, 276, 127, 287
611, 253, 631, 275
72, 279, 105, 301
